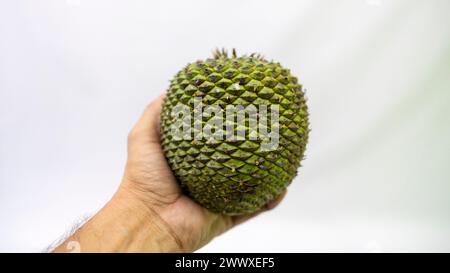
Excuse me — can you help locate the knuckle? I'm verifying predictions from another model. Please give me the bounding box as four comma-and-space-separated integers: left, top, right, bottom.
127, 128, 139, 143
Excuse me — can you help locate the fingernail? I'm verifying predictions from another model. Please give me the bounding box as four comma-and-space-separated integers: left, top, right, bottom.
266, 199, 279, 210
265, 191, 287, 210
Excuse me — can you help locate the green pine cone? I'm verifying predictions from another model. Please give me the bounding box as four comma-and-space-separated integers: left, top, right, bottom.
160, 49, 309, 215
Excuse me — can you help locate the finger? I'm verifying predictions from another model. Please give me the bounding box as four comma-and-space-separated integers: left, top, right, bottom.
230, 210, 263, 226
128, 94, 165, 145
231, 190, 287, 226
266, 190, 287, 210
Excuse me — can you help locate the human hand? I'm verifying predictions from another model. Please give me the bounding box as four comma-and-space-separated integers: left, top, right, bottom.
54, 95, 285, 253
119, 95, 286, 252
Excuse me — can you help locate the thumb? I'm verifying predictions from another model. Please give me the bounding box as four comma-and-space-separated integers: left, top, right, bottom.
128, 95, 165, 146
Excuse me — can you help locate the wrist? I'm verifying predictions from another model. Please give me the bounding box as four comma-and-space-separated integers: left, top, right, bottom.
54, 186, 183, 253
108, 186, 184, 252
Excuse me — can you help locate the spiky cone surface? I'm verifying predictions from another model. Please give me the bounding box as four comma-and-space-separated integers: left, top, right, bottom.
160, 50, 309, 215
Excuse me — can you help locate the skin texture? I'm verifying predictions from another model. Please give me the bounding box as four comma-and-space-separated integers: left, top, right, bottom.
53, 95, 285, 253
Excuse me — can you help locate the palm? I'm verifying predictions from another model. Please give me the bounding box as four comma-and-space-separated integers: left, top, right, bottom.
124, 124, 234, 251
121, 96, 281, 251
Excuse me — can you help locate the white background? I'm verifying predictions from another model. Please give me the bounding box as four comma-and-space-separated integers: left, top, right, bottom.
1, 0, 449, 252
